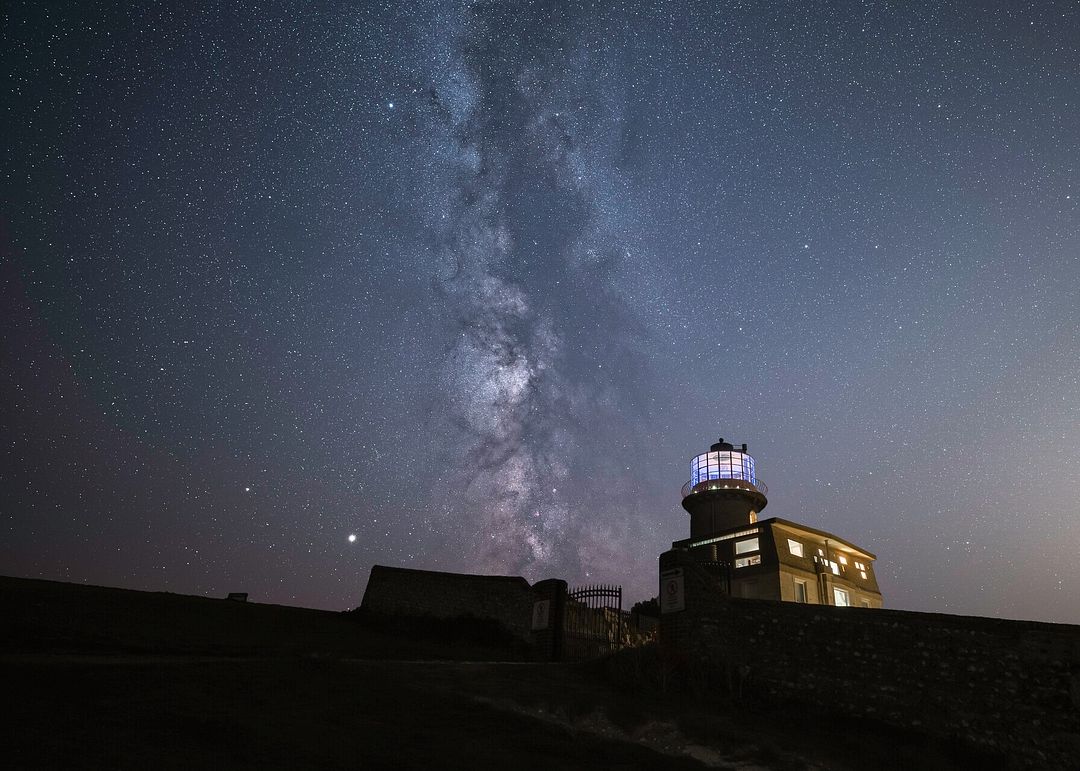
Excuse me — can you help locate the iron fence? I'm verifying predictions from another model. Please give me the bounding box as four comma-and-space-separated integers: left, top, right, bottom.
563, 584, 622, 660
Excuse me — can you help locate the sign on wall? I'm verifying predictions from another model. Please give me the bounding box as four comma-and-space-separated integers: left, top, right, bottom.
531, 599, 550, 630
660, 568, 685, 613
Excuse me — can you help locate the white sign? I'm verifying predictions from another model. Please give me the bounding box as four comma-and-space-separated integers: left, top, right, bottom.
531, 599, 550, 630
660, 568, 685, 613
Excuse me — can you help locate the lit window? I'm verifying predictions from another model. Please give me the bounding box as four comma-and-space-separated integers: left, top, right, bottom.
854, 561, 866, 571
787, 539, 804, 557
734, 538, 759, 555
817, 548, 825, 556
838, 555, 848, 565
833, 588, 850, 607
793, 580, 807, 603
829, 561, 840, 575
859, 570, 867, 580
735, 555, 761, 568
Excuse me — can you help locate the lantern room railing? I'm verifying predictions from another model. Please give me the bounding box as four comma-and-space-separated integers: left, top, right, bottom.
680, 477, 768, 500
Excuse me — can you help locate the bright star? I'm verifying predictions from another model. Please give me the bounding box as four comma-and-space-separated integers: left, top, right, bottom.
347, 534, 357, 543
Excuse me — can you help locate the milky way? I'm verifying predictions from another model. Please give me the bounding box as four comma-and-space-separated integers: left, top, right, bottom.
3, 1, 1080, 621
416, 1, 648, 580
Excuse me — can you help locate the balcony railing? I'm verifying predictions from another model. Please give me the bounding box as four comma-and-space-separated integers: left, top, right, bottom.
681, 477, 768, 499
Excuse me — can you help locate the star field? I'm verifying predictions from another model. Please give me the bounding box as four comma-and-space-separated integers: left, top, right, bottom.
3, 1, 1079, 621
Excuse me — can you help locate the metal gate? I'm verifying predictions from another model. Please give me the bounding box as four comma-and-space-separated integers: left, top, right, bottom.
563, 584, 622, 660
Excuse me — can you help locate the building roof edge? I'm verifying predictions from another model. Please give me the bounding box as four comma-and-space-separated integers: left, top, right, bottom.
762, 518, 878, 560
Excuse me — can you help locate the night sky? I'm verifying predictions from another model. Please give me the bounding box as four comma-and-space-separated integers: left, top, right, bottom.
3, 1, 1079, 622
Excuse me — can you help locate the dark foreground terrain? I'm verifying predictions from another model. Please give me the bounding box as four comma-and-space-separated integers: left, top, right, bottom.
2, 576, 1000, 770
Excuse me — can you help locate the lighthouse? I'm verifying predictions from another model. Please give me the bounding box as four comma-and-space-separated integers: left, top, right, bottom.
668, 437, 884, 608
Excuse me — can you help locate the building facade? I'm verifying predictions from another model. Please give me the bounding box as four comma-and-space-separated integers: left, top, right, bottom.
669, 439, 883, 608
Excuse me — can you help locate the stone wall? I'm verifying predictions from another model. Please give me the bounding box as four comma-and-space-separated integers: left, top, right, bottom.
659, 549, 1080, 769
361, 565, 540, 642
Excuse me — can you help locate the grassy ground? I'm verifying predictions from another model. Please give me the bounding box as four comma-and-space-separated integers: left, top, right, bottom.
1, 576, 1004, 770
5, 657, 713, 770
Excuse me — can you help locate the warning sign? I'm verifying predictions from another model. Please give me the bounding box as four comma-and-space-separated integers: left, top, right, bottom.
660, 568, 685, 613
531, 599, 550, 630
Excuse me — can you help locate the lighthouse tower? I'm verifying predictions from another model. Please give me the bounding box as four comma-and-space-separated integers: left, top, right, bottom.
681, 438, 768, 539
